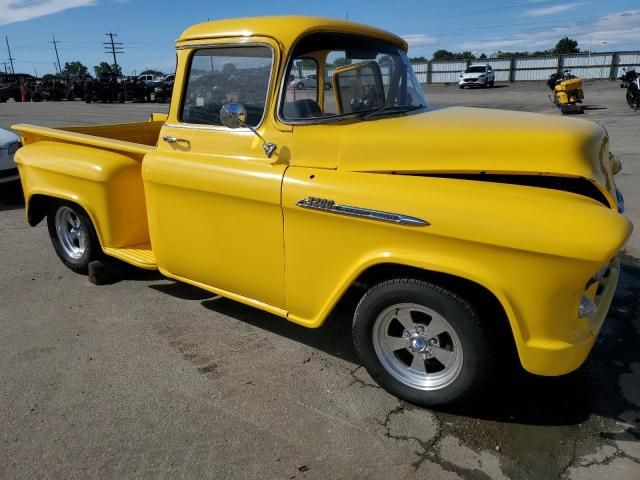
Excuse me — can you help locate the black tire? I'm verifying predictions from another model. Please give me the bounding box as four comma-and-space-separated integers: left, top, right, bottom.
47, 201, 103, 274
297, 82, 304, 90
459, 85, 464, 89
352, 279, 495, 408
489, 79, 495, 88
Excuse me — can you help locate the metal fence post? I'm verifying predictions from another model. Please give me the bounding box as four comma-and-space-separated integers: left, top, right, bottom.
427, 60, 432, 84
509, 56, 516, 82
609, 52, 618, 80
557, 55, 564, 75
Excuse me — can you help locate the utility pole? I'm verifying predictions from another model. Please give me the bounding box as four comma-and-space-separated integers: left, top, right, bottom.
5, 36, 15, 74
50, 34, 62, 74
104, 30, 124, 75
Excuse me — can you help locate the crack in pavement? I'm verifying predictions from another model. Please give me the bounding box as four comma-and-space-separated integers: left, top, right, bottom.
378, 402, 505, 479
347, 365, 382, 389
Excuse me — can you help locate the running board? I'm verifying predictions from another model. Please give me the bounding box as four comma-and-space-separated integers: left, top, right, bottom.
103, 243, 157, 270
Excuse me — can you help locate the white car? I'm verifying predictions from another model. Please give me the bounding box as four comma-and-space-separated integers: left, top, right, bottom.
459, 64, 495, 88
289, 74, 331, 90
0, 128, 20, 184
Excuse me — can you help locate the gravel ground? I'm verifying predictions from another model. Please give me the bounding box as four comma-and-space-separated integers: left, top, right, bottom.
0, 80, 638, 479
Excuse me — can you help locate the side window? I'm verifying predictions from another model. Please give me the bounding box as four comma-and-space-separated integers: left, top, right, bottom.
181, 46, 272, 127
283, 57, 320, 120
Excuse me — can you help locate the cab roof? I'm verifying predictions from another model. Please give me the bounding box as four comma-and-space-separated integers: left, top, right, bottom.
177, 16, 407, 51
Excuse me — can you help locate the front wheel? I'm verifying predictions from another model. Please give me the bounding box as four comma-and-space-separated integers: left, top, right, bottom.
627, 90, 637, 109
47, 202, 102, 274
353, 279, 495, 407
297, 82, 304, 90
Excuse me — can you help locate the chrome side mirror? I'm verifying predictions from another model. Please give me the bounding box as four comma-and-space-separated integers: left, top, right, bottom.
220, 103, 277, 158
220, 102, 247, 129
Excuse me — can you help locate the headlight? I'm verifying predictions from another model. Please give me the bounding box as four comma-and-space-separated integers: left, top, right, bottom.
610, 152, 622, 175
579, 296, 597, 318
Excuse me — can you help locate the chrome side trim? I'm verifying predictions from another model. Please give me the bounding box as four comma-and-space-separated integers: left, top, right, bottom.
296, 197, 429, 227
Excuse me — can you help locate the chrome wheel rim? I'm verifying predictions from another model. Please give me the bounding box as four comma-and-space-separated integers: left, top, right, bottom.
55, 207, 86, 260
372, 303, 463, 391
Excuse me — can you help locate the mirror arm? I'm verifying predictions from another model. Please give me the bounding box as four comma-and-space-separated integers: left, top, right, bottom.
233, 114, 277, 158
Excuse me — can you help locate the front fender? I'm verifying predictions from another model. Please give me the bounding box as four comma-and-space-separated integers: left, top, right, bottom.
282, 168, 631, 374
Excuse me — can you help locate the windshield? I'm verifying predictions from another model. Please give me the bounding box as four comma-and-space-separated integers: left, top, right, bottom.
465, 66, 487, 73
281, 33, 427, 122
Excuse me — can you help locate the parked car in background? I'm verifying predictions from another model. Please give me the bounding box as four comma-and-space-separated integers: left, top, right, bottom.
459, 64, 495, 88
289, 74, 331, 90
0, 73, 35, 102
0, 128, 20, 183
153, 74, 175, 103
138, 73, 164, 85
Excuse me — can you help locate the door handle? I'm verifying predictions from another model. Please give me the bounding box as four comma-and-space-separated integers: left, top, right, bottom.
161, 135, 189, 144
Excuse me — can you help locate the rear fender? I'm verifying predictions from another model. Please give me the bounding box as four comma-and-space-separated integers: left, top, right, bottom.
16, 141, 149, 248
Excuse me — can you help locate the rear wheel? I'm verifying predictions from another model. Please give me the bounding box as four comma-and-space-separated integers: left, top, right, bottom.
353, 279, 495, 407
297, 82, 304, 90
47, 202, 102, 274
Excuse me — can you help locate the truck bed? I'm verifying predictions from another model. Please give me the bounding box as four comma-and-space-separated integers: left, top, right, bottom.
13, 120, 164, 153
12, 120, 165, 265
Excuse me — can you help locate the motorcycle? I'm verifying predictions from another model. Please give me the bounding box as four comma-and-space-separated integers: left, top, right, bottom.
619, 68, 640, 111
547, 69, 584, 114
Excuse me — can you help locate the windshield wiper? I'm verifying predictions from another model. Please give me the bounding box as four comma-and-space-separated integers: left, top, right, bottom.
359, 102, 425, 120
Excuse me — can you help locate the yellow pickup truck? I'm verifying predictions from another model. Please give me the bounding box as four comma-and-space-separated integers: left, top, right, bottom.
13, 16, 632, 407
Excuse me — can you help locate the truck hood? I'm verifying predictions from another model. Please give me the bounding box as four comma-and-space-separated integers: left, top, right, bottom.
338, 106, 616, 206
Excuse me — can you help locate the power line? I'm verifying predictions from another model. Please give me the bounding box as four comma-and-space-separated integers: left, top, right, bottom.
104, 30, 124, 73
50, 34, 62, 74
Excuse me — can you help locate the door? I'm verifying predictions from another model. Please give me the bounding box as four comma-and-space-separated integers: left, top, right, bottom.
143, 43, 289, 311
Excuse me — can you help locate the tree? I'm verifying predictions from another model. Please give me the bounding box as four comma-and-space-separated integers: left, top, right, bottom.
552, 37, 579, 55
93, 62, 121, 78
61, 61, 89, 78
432, 50, 476, 60
294, 58, 316, 69
432, 49, 455, 60
222, 63, 237, 74
409, 56, 427, 62
332, 57, 349, 67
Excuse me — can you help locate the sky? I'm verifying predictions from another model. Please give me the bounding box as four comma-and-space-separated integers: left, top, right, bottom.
0, 0, 639, 76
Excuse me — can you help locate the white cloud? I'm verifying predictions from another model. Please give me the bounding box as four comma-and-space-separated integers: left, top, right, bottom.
0, 0, 96, 26
402, 34, 438, 47
457, 9, 640, 52
524, 3, 583, 17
